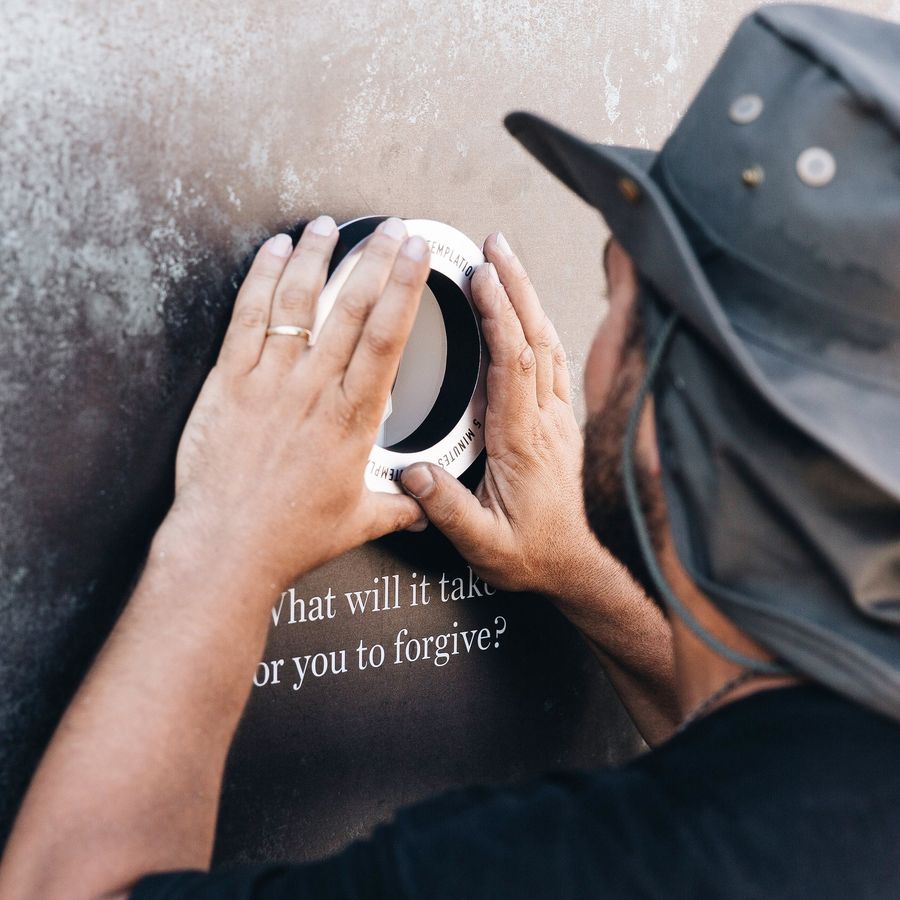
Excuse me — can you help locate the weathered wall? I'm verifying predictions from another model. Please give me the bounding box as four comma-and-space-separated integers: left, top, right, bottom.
2, 0, 897, 864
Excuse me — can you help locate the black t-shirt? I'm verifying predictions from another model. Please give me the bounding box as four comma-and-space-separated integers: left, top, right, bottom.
133, 686, 900, 898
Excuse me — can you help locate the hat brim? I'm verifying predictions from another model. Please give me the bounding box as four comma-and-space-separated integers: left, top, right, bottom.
504, 111, 900, 502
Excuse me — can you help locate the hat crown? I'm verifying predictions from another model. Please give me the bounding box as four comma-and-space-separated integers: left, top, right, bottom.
654, 4, 900, 392
759, 5, 900, 138
502, 3, 900, 725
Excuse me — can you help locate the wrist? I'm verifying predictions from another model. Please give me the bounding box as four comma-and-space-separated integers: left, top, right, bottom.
540, 529, 640, 618
150, 509, 291, 597
533, 526, 605, 600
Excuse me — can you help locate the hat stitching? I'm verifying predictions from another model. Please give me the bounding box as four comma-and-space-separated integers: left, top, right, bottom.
713, 586, 900, 698
732, 322, 900, 397
755, 7, 900, 143
626, 310, 791, 675
719, 599, 900, 719
506, 112, 900, 498
662, 181, 900, 391
655, 152, 900, 337
710, 412, 893, 608
658, 187, 900, 392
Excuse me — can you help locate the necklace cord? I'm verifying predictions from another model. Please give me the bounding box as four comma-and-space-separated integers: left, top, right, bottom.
677, 668, 763, 733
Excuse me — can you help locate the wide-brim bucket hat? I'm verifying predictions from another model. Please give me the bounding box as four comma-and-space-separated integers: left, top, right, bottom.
505, 4, 900, 718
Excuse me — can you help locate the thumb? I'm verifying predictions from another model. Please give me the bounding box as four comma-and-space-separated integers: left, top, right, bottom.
400, 463, 493, 557
367, 492, 428, 540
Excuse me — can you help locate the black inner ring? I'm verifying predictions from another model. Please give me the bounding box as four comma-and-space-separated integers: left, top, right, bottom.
328, 217, 388, 273
328, 219, 482, 456
384, 269, 481, 454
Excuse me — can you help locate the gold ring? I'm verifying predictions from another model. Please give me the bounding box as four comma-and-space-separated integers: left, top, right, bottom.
266, 325, 313, 341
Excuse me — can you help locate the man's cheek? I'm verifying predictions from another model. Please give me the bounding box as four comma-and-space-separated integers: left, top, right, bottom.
584, 288, 636, 416
584, 328, 617, 415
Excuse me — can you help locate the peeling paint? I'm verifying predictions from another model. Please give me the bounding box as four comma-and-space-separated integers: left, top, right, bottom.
602, 51, 622, 124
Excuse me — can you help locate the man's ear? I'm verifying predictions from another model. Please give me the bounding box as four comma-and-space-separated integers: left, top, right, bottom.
605, 239, 635, 289
638, 393, 663, 480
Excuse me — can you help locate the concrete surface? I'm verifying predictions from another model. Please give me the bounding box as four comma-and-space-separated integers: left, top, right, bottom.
2, 0, 898, 863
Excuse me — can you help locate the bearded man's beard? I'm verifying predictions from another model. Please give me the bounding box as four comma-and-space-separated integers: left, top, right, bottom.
582, 308, 668, 605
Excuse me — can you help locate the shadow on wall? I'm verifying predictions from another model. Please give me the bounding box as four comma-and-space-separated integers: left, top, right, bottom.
1, 216, 635, 860
0, 223, 311, 845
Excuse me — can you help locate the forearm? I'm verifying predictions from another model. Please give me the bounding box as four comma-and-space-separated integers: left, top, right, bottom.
543, 537, 679, 746
0, 219, 431, 899
0, 518, 278, 900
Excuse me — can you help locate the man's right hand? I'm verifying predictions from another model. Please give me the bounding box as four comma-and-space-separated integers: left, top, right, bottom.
400, 233, 678, 744
403, 234, 600, 594
400, 232, 599, 596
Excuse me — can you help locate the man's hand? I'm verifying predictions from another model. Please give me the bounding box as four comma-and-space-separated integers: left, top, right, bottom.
0, 216, 437, 900
400, 232, 600, 596
166, 216, 429, 585
401, 233, 678, 744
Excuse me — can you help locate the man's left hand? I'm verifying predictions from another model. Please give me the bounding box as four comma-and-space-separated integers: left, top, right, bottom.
166, 216, 430, 586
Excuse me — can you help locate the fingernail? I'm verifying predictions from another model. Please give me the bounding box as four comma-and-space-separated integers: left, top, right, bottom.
483, 261, 500, 284
310, 215, 336, 236
378, 217, 407, 241
402, 236, 428, 261
495, 232, 513, 257
401, 464, 434, 499
268, 233, 293, 257
406, 517, 429, 533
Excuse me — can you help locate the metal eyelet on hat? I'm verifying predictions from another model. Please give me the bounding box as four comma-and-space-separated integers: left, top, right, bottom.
796, 147, 836, 187
729, 94, 764, 124
741, 165, 765, 188
617, 177, 642, 204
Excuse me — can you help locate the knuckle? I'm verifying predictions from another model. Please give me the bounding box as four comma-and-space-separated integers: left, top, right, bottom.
298, 231, 328, 251
236, 305, 268, 328
337, 292, 371, 325
293, 242, 329, 270
365, 235, 399, 262
533, 317, 555, 350
390, 263, 423, 290
528, 418, 552, 450
363, 327, 398, 358
393, 508, 415, 532
483, 318, 515, 356
438, 498, 467, 532
277, 285, 312, 311
248, 264, 281, 285
493, 285, 515, 312
552, 342, 568, 366
518, 345, 537, 373
481, 316, 502, 343
511, 265, 533, 291
334, 394, 362, 433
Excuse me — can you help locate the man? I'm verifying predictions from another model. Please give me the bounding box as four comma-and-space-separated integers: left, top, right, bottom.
2, 3, 899, 897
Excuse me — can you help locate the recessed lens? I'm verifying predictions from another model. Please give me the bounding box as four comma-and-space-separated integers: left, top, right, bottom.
377, 282, 448, 448
320, 217, 487, 494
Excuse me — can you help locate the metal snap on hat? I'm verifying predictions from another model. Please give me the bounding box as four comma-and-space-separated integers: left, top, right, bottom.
505, 4, 900, 719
